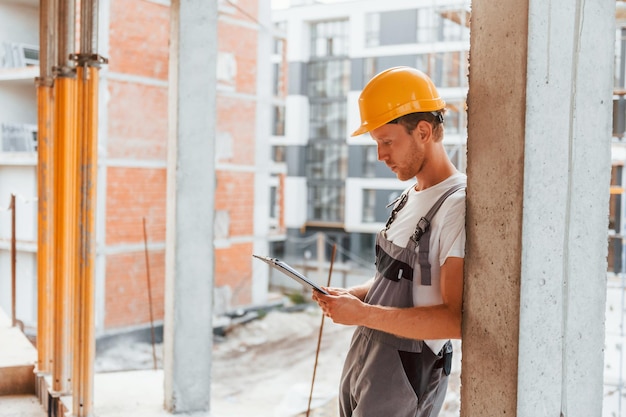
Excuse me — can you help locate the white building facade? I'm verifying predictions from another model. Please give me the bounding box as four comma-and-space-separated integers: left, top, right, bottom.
271, 0, 470, 273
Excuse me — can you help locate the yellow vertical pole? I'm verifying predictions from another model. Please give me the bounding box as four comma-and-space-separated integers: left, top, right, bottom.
51, 0, 77, 402
37, 0, 57, 378
52, 73, 78, 396
36, 80, 55, 374
72, 0, 106, 414
73, 62, 101, 417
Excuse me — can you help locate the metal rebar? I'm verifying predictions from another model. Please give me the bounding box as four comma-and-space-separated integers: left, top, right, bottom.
80, 0, 98, 55
10, 195, 16, 328
38, 0, 57, 84
306, 242, 336, 417
56, 0, 75, 74
143, 217, 158, 371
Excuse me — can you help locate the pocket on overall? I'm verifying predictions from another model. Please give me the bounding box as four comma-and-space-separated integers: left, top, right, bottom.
375, 244, 414, 282
397, 347, 439, 399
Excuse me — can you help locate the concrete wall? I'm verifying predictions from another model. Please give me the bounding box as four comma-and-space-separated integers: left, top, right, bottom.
463, 0, 614, 415
463, 0, 528, 413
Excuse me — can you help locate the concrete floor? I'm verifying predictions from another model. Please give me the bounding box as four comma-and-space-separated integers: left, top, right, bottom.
1, 395, 46, 417
0, 370, 337, 417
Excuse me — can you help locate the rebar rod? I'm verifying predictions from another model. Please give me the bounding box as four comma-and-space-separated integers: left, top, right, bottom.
306, 243, 336, 417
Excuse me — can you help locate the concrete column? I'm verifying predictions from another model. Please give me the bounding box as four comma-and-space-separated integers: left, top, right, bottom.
252, 2, 272, 305
164, 0, 217, 413
463, 1, 614, 416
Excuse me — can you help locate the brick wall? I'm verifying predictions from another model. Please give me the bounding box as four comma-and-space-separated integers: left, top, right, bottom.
215, 242, 253, 306
103, 0, 170, 330
211, 0, 262, 308
102, 0, 263, 330
106, 81, 168, 160
105, 167, 167, 245
109, 0, 169, 80
104, 250, 165, 328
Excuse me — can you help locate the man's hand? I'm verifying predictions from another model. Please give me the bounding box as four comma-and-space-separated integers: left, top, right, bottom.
310, 257, 463, 340
312, 288, 367, 326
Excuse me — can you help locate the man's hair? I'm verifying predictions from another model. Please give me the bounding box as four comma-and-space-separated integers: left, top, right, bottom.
389, 111, 446, 142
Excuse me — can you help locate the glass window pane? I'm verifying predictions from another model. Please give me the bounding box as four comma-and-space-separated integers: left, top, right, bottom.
306, 142, 348, 181
310, 20, 349, 58
363, 52, 467, 89
365, 13, 380, 47
272, 105, 285, 136
308, 184, 345, 222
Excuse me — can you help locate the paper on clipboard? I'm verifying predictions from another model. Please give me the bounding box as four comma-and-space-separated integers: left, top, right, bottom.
253, 254, 329, 295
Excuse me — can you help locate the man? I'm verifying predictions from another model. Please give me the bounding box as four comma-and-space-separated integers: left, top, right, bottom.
312, 66, 466, 417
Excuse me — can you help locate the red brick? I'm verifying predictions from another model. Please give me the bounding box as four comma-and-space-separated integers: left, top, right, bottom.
215, 242, 253, 305
216, 97, 256, 165
215, 171, 255, 236
104, 250, 165, 329
106, 167, 167, 246
109, 0, 169, 80
218, 24, 258, 95
107, 80, 168, 160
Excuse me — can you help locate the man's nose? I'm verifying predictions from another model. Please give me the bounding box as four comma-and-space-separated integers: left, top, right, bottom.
377, 146, 387, 161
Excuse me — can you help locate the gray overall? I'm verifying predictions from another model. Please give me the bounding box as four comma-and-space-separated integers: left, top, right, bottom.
338, 185, 463, 417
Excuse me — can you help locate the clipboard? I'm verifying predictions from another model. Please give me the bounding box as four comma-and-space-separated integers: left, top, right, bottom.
253, 254, 329, 295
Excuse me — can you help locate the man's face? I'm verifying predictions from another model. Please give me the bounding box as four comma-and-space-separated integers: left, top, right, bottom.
370, 123, 425, 182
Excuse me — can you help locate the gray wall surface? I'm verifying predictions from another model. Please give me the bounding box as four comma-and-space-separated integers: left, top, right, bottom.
463, 0, 613, 416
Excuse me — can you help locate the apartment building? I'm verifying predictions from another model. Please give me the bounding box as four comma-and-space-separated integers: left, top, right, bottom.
270, 0, 470, 277
0, 0, 273, 335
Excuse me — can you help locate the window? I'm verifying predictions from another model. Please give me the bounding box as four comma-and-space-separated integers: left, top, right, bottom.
362, 189, 403, 224
308, 183, 345, 222
272, 105, 285, 136
310, 20, 349, 57
306, 20, 350, 224
362, 190, 376, 223
363, 146, 378, 178
309, 101, 346, 140
306, 142, 348, 181
272, 145, 287, 163
442, 99, 466, 135
308, 60, 350, 99
364, 52, 468, 89
365, 6, 469, 48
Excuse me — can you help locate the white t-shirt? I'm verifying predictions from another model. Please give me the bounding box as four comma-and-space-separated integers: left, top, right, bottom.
385, 172, 466, 352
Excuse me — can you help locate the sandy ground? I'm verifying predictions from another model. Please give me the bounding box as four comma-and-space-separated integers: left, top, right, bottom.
95, 305, 462, 417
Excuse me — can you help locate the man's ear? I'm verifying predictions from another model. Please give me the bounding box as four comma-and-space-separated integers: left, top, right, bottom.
414, 120, 433, 142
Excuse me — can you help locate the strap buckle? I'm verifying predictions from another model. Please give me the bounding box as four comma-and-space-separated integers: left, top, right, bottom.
411, 217, 430, 243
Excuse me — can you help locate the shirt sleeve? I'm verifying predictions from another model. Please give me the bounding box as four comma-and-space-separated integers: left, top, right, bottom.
438, 194, 466, 266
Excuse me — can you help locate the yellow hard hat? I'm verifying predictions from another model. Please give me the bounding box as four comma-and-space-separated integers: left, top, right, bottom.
351, 66, 446, 137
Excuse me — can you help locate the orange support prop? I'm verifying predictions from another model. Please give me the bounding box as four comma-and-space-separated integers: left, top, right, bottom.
36, 82, 55, 374
52, 75, 78, 396
72, 63, 99, 417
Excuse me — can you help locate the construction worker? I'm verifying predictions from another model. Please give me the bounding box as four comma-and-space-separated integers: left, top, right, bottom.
312, 66, 466, 417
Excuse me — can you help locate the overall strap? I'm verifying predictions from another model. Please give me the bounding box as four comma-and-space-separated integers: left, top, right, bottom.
412, 183, 466, 285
